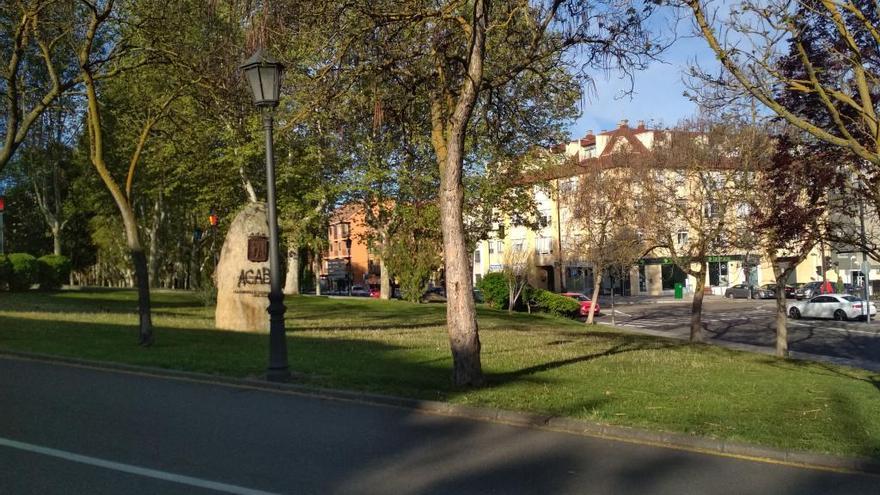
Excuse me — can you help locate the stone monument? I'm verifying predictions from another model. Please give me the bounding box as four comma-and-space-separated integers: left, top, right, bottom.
215, 202, 271, 332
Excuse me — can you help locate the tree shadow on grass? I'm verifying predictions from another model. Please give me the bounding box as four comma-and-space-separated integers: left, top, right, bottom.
0, 288, 208, 318
759, 354, 880, 394
486, 336, 681, 388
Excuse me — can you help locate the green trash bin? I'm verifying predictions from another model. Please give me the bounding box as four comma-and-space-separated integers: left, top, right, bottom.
674, 283, 683, 299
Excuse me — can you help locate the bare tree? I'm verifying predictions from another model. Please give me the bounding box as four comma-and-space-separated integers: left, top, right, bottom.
566, 155, 642, 324
501, 243, 533, 314
752, 132, 843, 356
683, 0, 880, 168
638, 119, 762, 342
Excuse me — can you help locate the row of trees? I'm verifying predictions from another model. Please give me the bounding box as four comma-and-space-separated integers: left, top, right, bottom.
4, 0, 879, 386
3, 0, 663, 385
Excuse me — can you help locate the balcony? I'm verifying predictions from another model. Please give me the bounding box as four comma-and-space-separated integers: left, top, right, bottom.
534, 252, 556, 266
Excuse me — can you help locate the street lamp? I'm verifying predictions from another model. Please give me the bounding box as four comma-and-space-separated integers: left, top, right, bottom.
241, 48, 290, 382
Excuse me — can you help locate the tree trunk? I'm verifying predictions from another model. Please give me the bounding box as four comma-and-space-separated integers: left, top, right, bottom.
380, 256, 391, 300
313, 255, 322, 296
189, 239, 201, 290
690, 272, 706, 342
121, 211, 153, 346
775, 280, 788, 357
284, 246, 300, 295
433, 0, 486, 387
52, 224, 61, 256
508, 280, 516, 314
147, 229, 160, 289
440, 182, 482, 386
587, 269, 602, 324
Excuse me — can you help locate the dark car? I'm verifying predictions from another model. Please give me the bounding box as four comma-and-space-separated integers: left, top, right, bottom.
795, 281, 831, 300
724, 284, 754, 299
421, 287, 447, 303
350, 285, 370, 297
754, 284, 777, 299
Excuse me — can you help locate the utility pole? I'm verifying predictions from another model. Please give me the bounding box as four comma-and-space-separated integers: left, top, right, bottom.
859, 195, 871, 322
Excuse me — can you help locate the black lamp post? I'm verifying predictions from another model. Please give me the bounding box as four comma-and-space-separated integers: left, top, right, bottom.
241, 48, 290, 382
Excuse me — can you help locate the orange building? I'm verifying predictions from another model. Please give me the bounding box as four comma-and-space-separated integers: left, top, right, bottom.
322, 204, 380, 292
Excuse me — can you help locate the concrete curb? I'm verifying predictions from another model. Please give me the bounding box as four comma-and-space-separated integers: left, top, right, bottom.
2, 349, 879, 476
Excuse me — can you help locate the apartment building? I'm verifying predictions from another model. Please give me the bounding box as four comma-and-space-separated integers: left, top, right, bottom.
321, 204, 381, 292
473, 120, 846, 296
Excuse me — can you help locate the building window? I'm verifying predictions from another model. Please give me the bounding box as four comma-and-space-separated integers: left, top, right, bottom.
704, 201, 717, 218
709, 261, 729, 286
540, 209, 552, 227
474, 249, 481, 263
488, 242, 495, 254
512, 239, 524, 252
677, 230, 688, 245
342, 223, 350, 237
536, 236, 552, 254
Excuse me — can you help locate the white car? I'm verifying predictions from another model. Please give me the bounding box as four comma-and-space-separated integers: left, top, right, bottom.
787, 294, 877, 321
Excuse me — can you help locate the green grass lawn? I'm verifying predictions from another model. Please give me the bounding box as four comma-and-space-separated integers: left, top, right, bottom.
1, 288, 879, 459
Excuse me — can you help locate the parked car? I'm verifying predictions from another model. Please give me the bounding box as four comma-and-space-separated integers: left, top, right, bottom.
421, 286, 447, 303
724, 284, 754, 299
369, 287, 380, 298
787, 294, 877, 321
754, 284, 777, 299
784, 285, 797, 298
794, 281, 833, 300
350, 285, 370, 297
472, 288, 485, 304
562, 292, 600, 316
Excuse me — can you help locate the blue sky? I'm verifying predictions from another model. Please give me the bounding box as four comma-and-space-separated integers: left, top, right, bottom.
567, 34, 720, 138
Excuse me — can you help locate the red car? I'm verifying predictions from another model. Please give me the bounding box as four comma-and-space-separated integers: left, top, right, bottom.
562, 292, 600, 316
369, 288, 381, 298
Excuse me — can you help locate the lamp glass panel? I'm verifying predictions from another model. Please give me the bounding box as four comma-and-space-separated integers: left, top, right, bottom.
258, 66, 277, 103
245, 67, 264, 103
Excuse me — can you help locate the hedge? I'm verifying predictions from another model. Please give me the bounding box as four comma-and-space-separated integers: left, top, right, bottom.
532, 288, 581, 318
477, 272, 508, 310
0, 255, 11, 290
7, 253, 38, 291
37, 255, 72, 290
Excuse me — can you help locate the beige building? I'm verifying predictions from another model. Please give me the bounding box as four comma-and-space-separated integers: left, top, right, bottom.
473, 120, 845, 296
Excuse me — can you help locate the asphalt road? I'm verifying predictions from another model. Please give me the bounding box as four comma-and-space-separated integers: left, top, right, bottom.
603, 299, 880, 370
1, 356, 878, 494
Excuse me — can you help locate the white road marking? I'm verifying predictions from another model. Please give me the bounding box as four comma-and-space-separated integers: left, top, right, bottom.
0, 436, 280, 495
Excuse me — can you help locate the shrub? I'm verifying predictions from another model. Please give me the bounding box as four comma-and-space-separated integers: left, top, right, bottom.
37, 254, 72, 290
532, 288, 581, 318
477, 272, 508, 310
7, 253, 38, 291
0, 255, 11, 290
